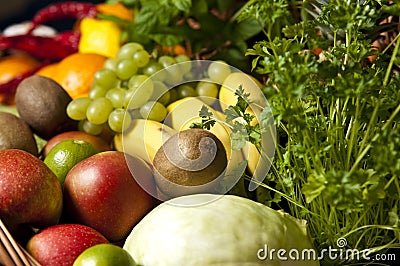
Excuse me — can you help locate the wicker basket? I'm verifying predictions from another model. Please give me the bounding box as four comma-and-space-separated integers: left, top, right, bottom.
0, 219, 40, 266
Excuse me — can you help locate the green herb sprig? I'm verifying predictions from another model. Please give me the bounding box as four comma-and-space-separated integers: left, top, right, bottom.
191, 85, 262, 151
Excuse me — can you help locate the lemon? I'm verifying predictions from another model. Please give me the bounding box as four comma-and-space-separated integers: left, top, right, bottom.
44, 139, 98, 185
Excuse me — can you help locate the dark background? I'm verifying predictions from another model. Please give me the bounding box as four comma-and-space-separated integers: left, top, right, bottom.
0, 0, 103, 31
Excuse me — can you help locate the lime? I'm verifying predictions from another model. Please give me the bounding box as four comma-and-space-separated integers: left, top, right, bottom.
73, 243, 137, 266
44, 139, 98, 185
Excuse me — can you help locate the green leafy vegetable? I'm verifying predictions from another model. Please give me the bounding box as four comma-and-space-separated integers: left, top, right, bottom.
234, 0, 400, 264
105, 0, 263, 69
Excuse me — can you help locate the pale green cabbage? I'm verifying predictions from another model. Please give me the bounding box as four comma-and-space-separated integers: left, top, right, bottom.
123, 194, 319, 266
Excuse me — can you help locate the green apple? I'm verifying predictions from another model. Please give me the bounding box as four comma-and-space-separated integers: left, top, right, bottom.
73, 243, 137, 266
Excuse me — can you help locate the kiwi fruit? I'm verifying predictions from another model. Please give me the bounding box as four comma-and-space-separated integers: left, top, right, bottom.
15, 75, 77, 140
0, 111, 38, 155
153, 128, 227, 198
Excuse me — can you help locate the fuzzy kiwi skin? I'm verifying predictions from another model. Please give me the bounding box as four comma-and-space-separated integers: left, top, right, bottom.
0, 112, 38, 155
153, 128, 227, 198
15, 75, 77, 140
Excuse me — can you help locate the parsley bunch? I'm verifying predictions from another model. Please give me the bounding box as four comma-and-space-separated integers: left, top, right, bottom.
230, 0, 400, 264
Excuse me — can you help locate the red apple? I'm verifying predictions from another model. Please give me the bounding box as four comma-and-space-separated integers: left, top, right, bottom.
26, 223, 109, 266
63, 151, 157, 242
42, 131, 111, 157
0, 149, 63, 231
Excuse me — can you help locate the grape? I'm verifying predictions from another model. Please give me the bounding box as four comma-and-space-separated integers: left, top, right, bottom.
196, 81, 218, 97
117, 42, 144, 60
175, 54, 190, 63
140, 101, 167, 122
116, 59, 138, 80
175, 54, 191, 74
105, 88, 127, 108
158, 55, 176, 68
158, 56, 184, 85
168, 88, 179, 104
86, 97, 114, 125
103, 58, 117, 71
183, 71, 194, 80
164, 66, 183, 85
124, 85, 154, 109
66, 97, 92, 120
128, 75, 151, 90
89, 84, 109, 99
177, 84, 197, 98
129, 108, 142, 119
94, 69, 118, 89
150, 81, 170, 105
196, 81, 219, 105
207, 61, 231, 83
80, 42, 205, 133
79, 120, 104, 135
117, 79, 129, 89
133, 50, 150, 67
108, 108, 132, 133
142, 60, 165, 80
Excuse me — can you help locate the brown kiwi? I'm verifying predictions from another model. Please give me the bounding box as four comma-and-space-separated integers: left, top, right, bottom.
15, 75, 77, 140
153, 128, 227, 198
0, 111, 38, 155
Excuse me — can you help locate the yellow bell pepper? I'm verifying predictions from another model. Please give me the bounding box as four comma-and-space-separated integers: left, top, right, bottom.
78, 18, 121, 58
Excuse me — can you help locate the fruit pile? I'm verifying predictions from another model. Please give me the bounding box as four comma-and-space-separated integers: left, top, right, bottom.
0, 1, 130, 104
0, 39, 268, 266
66, 41, 236, 135
0, 2, 279, 265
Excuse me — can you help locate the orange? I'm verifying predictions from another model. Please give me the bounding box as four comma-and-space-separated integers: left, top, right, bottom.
45, 53, 107, 99
0, 53, 40, 104
96, 2, 134, 21
0, 53, 40, 84
35, 63, 59, 78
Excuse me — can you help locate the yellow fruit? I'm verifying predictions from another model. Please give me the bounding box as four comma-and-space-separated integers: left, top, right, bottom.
165, 97, 226, 129
218, 72, 269, 177
79, 18, 122, 58
44, 139, 98, 185
218, 72, 263, 108
242, 142, 260, 176
113, 119, 177, 164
